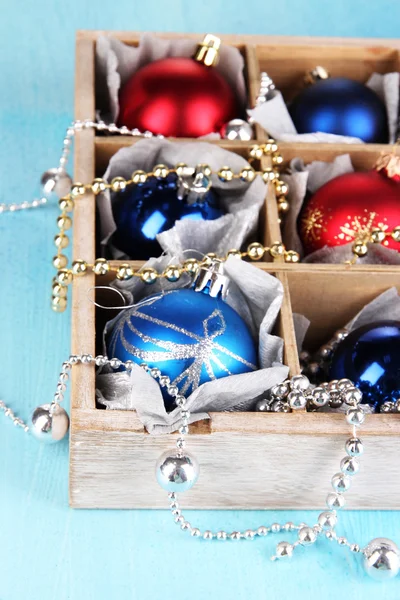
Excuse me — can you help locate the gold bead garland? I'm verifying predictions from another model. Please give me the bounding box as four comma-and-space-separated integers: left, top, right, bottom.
51, 140, 298, 312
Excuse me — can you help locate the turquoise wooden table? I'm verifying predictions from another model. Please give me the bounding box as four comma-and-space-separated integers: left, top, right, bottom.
1, 1, 400, 599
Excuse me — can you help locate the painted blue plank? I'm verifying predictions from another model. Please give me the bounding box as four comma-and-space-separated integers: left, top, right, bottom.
1, 2, 400, 599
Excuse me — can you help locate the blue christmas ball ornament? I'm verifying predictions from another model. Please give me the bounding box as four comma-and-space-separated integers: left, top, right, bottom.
289, 77, 388, 143
106, 261, 258, 409
329, 321, 400, 411
112, 171, 223, 260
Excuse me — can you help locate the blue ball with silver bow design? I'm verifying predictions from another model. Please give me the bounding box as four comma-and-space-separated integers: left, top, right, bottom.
112, 170, 223, 260
106, 261, 258, 410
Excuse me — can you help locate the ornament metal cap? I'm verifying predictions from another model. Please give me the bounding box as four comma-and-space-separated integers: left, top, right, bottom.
176, 165, 212, 205
193, 258, 229, 298
193, 34, 221, 67
304, 66, 331, 85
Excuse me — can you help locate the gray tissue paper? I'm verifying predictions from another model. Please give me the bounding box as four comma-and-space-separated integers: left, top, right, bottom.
96, 256, 289, 434
96, 138, 266, 260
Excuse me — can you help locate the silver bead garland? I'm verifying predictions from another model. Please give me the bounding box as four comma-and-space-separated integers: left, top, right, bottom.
1, 359, 400, 578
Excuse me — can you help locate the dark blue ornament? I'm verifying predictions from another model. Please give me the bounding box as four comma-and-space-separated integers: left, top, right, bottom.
329, 321, 400, 411
111, 173, 223, 260
289, 78, 388, 143
106, 274, 258, 410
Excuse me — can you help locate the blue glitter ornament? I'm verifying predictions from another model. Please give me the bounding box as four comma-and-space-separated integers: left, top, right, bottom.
112, 172, 223, 260
289, 77, 388, 143
106, 261, 258, 409
329, 321, 400, 411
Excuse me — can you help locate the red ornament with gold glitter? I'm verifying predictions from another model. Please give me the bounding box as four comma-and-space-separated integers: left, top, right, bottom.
298, 149, 400, 256
117, 34, 239, 138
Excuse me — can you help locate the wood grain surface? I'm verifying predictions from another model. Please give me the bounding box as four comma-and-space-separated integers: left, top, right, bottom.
1, 2, 400, 599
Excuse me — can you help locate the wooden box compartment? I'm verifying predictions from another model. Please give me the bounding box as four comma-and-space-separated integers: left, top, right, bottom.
70, 32, 400, 510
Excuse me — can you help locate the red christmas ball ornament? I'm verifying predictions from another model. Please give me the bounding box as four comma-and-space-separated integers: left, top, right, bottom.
298, 152, 400, 256
117, 35, 239, 138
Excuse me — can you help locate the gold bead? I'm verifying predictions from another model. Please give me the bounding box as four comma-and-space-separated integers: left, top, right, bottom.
262, 168, 278, 183
116, 263, 134, 281
249, 145, 263, 160
51, 296, 67, 312
197, 163, 212, 177
247, 242, 265, 260
140, 267, 158, 284
392, 226, 400, 242
111, 176, 127, 193
131, 170, 147, 185
285, 250, 300, 263
153, 164, 169, 179
272, 152, 283, 166
239, 167, 256, 183
54, 234, 69, 249
264, 139, 278, 154
58, 197, 74, 212
370, 228, 386, 244
203, 252, 217, 265
71, 259, 88, 276
278, 198, 290, 214
175, 163, 188, 177
71, 182, 86, 196
227, 249, 242, 259
275, 180, 289, 196
56, 269, 73, 285
93, 258, 110, 276
218, 166, 234, 182
53, 254, 68, 269
183, 258, 200, 274
52, 282, 68, 297
57, 215, 72, 230
353, 242, 368, 257
163, 265, 181, 282
91, 178, 107, 194
270, 242, 285, 258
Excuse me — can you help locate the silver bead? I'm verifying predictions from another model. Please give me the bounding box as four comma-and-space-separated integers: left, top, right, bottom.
326, 492, 345, 510
191, 528, 201, 537
326, 531, 335, 541
31, 403, 69, 443
181, 521, 191, 531
337, 537, 347, 546
271, 382, 289, 399
346, 407, 365, 427
203, 531, 213, 540
345, 437, 364, 457
271, 523, 281, 533
311, 387, 330, 407
230, 531, 241, 540
255, 398, 270, 412
338, 378, 353, 390
244, 530, 255, 540
317, 344, 333, 361
155, 451, 199, 492
290, 374, 310, 391
40, 168, 72, 198
257, 526, 268, 536
334, 329, 348, 342
298, 526, 317, 545
363, 538, 400, 580
318, 511, 337, 529
217, 531, 227, 540
350, 544, 360, 552
328, 391, 343, 409
288, 390, 307, 410
221, 118, 253, 141
344, 387, 363, 406
276, 541, 294, 558
284, 522, 296, 532
331, 472, 351, 493
340, 456, 360, 476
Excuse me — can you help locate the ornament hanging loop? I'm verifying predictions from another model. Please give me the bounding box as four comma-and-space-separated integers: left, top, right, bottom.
193, 34, 221, 67
304, 65, 330, 85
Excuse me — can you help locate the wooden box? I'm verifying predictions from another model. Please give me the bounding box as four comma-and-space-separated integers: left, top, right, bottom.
70, 31, 400, 509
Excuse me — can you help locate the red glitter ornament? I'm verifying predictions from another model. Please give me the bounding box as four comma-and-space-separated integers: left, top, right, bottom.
299, 152, 400, 256
117, 35, 239, 138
